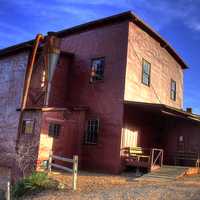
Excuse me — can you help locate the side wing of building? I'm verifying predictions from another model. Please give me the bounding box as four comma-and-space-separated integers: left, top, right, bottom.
124, 21, 184, 109
0, 51, 29, 166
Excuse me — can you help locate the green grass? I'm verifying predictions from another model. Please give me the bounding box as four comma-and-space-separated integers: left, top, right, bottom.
12, 172, 58, 199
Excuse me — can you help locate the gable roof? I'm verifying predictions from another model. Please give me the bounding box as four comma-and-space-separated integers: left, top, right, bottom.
0, 11, 187, 68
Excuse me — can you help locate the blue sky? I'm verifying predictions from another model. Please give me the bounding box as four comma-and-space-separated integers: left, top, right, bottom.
0, 0, 200, 113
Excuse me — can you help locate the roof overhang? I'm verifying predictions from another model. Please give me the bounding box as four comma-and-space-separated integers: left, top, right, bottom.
124, 101, 200, 123
0, 11, 188, 69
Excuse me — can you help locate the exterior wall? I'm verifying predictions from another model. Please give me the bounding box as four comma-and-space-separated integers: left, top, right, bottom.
13, 110, 42, 180
61, 21, 129, 173
0, 52, 29, 167
124, 22, 184, 109
27, 53, 72, 108
123, 105, 163, 150
162, 118, 200, 165
37, 110, 86, 168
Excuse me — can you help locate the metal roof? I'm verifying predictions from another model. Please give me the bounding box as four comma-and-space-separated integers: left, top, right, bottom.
0, 11, 187, 68
124, 101, 200, 122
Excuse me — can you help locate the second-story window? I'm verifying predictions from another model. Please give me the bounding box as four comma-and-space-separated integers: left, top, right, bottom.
142, 59, 151, 86
41, 70, 46, 88
90, 58, 105, 83
170, 79, 176, 101
85, 119, 99, 144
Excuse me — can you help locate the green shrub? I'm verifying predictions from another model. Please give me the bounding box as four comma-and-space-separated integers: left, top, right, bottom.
12, 172, 58, 199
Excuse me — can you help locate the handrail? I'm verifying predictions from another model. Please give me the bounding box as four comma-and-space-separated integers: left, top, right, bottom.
151, 148, 164, 170
196, 159, 200, 168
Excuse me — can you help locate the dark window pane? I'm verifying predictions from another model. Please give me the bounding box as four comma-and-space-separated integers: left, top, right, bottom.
143, 63, 150, 74
170, 80, 176, 101
85, 119, 99, 144
48, 123, 61, 138
22, 119, 35, 134
90, 58, 105, 82
142, 59, 151, 86
142, 74, 150, 85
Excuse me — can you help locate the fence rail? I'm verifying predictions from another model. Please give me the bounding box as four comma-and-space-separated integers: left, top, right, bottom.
48, 152, 78, 191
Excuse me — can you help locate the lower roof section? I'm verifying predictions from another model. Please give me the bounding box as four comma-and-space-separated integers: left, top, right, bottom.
124, 101, 200, 123
16, 105, 89, 112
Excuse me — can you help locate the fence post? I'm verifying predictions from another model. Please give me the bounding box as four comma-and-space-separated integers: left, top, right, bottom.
151, 149, 154, 170
161, 150, 164, 167
7, 181, 10, 200
72, 155, 78, 191
48, 150, 53, 172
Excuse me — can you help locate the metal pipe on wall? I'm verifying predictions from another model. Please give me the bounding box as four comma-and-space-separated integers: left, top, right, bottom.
21, 34, 45, 110
16, 34, 44, 150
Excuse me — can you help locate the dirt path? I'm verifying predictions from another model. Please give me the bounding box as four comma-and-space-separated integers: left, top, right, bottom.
23, 171, 200, 200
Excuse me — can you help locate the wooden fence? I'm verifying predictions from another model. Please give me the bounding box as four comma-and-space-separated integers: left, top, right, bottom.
48, 152, 78, 191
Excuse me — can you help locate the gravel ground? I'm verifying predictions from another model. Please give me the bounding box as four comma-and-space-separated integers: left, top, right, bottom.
22, 171, 200, 200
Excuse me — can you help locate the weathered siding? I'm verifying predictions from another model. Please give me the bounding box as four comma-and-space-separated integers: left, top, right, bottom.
15, 110, 42, 179
0, 52, 29, 167
124, 22, 184, 108
163, 118, 200, 165
37, 109, 86, 168
61, 21, 129, 173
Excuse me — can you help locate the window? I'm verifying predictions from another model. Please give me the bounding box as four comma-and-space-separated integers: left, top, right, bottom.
22, 119, 35, 134
41, 70, 46, 88
179, 136, 184, 142
142, 59, 151, 86
170, 79, 176, 101
90, 58, 105, 83
48, 123, 61, 138
85, 119, 99, 144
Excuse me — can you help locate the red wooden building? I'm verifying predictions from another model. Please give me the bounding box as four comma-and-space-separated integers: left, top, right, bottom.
0, 11, 200, 177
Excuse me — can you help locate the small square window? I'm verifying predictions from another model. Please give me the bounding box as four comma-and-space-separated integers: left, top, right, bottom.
170, 79, 176, 101
90, 58, 105, 83
48, 123, 61, 138
142, 59, 151, 86
22, 119, 35, 134
179, 136, 184, 142
85, 119, 99, 144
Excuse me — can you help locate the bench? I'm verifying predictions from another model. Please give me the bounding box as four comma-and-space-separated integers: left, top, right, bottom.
123, 147, 151, 162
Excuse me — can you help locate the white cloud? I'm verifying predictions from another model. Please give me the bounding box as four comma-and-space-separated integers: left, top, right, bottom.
186, 19, 200, 32
0, 22, 31, 37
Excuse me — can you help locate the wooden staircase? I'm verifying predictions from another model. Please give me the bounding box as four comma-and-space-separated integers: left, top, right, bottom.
136, 165, 189, 182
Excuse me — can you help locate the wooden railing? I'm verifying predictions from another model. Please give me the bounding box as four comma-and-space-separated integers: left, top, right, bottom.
151, 148, 164, 170
175, 151, 199, 166
48, 152, 78, 191
196, 159, 200, 169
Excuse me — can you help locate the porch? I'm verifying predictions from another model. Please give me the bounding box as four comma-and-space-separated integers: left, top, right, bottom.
121, 101, 200, 171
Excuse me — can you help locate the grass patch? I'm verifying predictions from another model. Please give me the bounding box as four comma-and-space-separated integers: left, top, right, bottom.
12, 172, 58, 199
